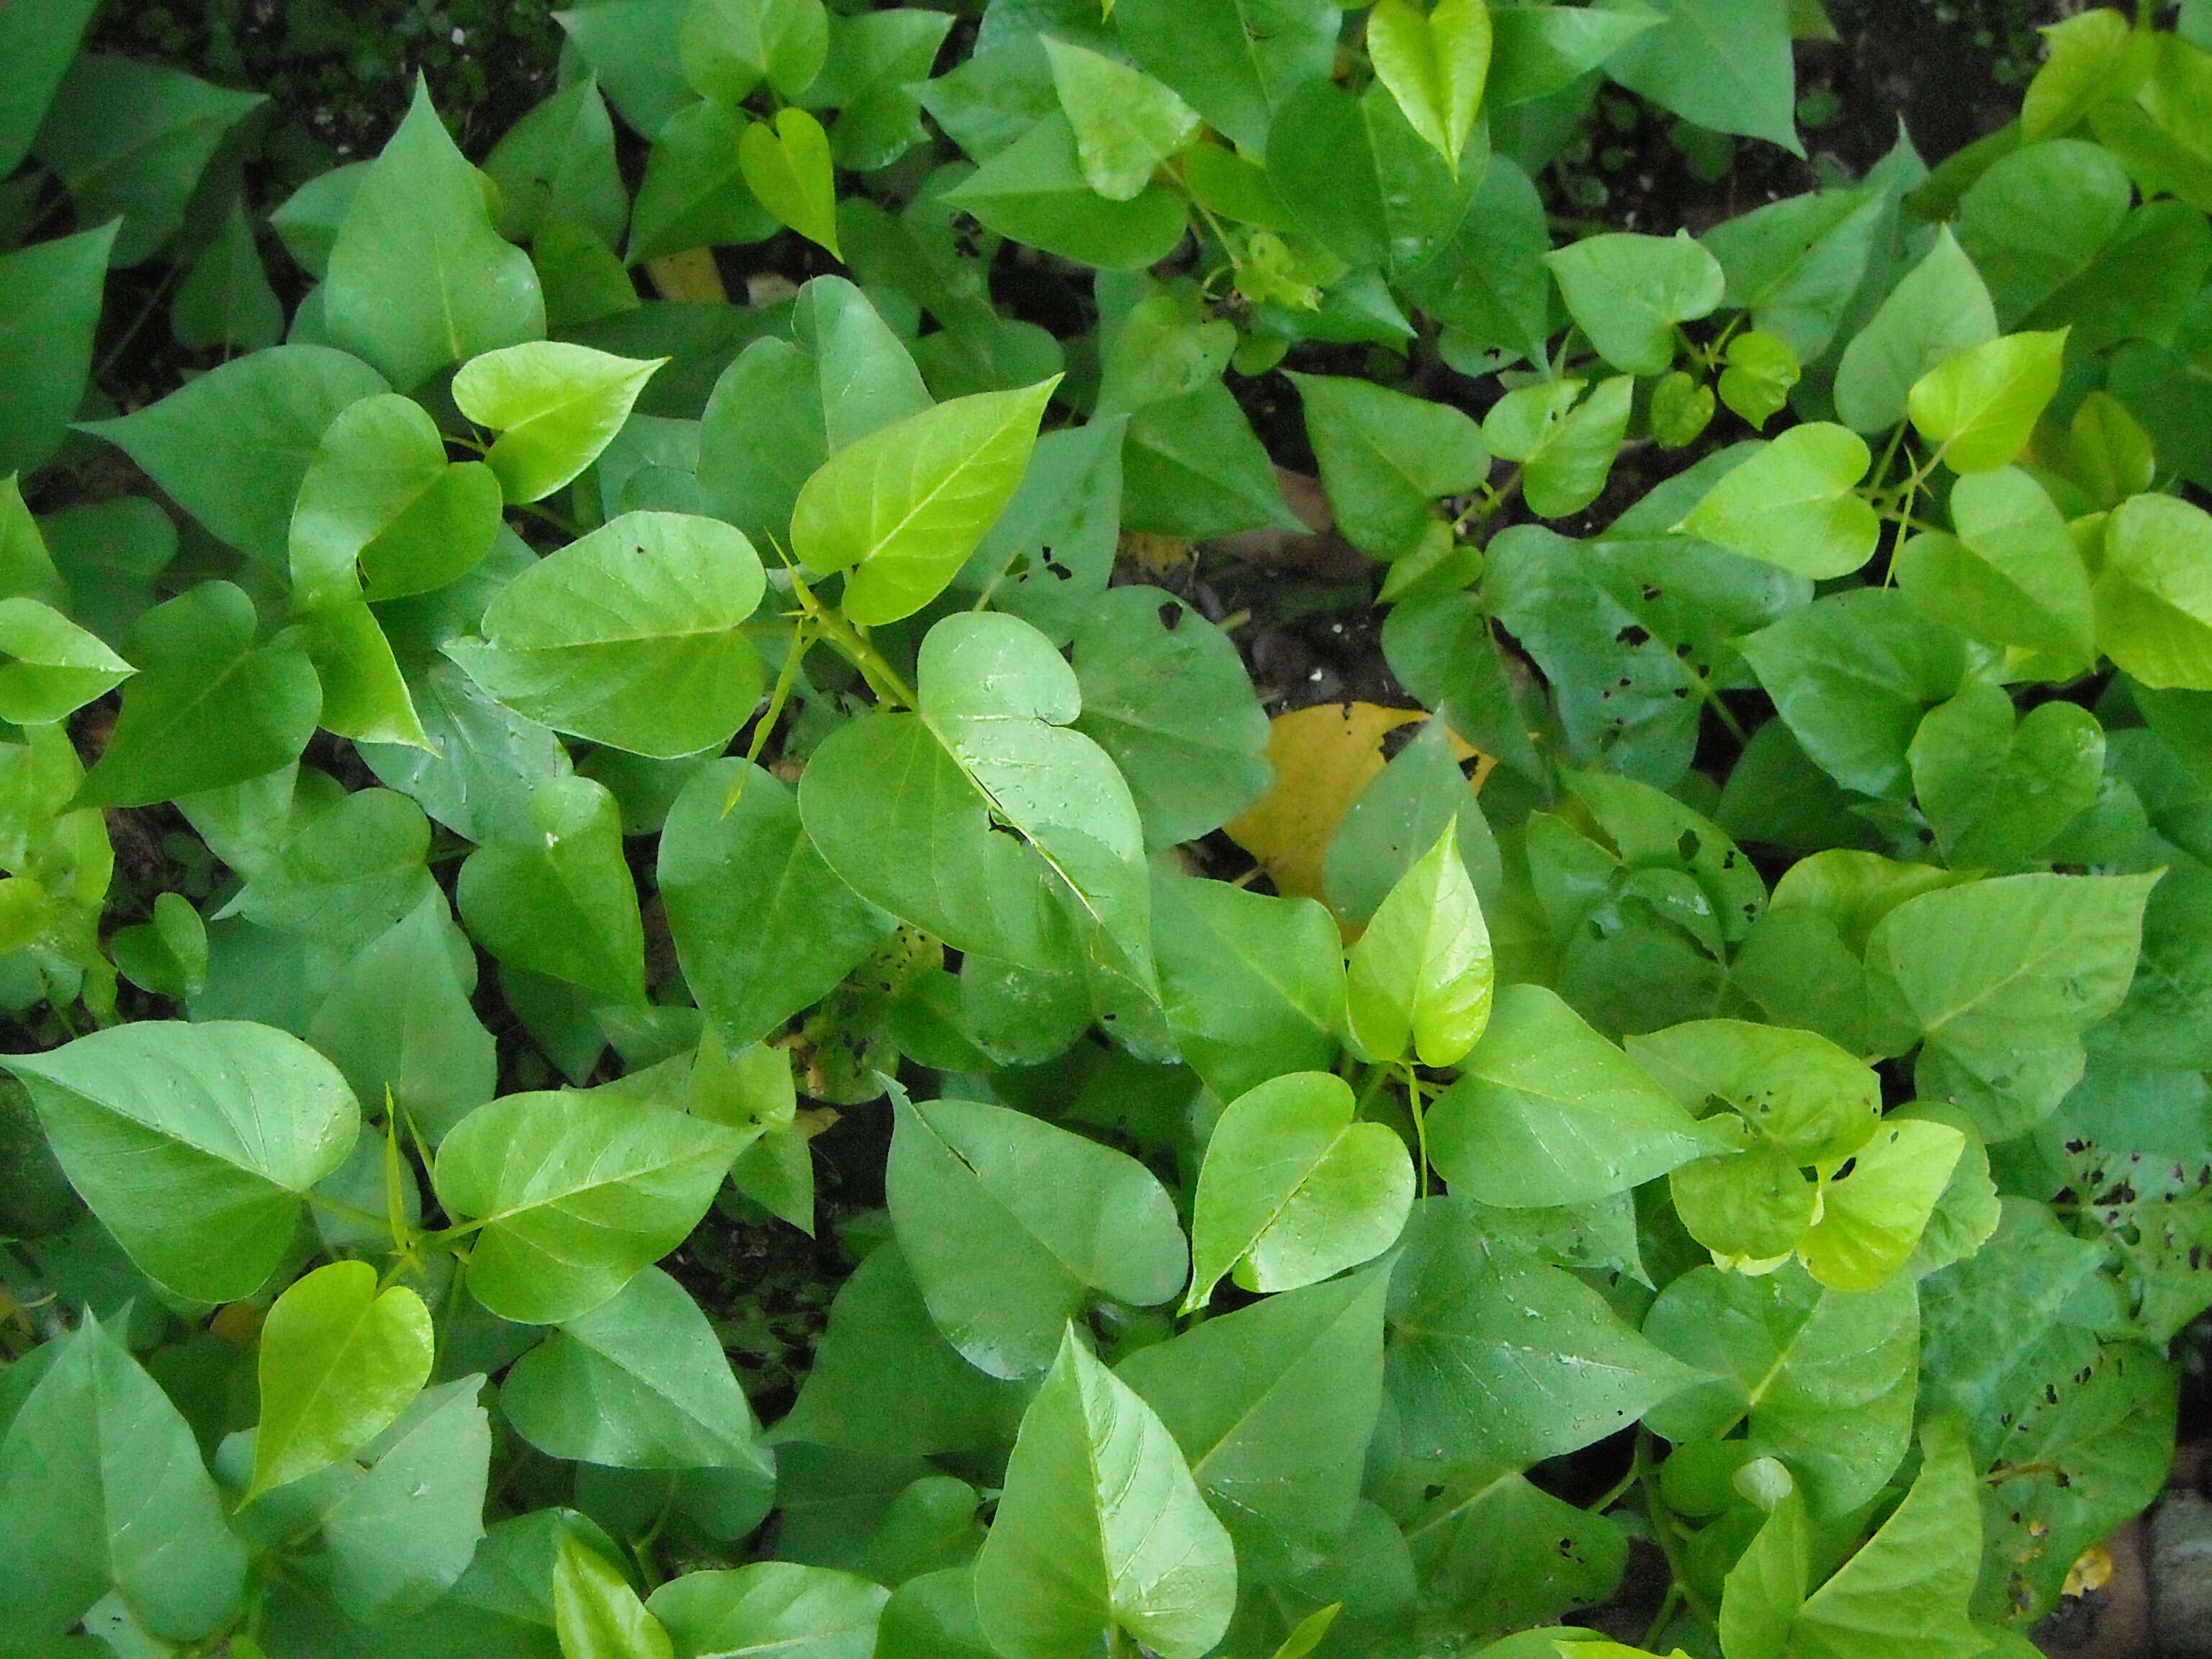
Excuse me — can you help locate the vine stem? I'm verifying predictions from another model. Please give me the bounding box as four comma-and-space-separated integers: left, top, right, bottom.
1635, 1429, 1719, 1639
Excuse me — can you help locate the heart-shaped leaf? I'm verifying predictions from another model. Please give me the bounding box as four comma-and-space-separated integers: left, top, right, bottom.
1894, 466, 2095, 674
249, 1260, 434, 1499
451, 342, 665, 503
1678, 423, 1878, 579
739, 106, 842, 258
1346, 819, 1494, 1067
0, 597, 132, 724
1908, 684, 2105, 870
1906, 328, 2069, 474
1043, 36, 1200, 202
1184, 1071, 1415, 1311
1367, 0, 1492, 176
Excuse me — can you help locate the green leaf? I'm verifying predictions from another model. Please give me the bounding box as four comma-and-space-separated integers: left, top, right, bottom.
1865, 871, 2157, 1139
324, 79, 545, 393
2094, 491, 2212, 689
1185, 1072, 1414, 1310
681, 0, 832, 104
452, 343, 665, 504
431, 1089, 745, 1324
219, 784, 437, 954
1386, 1197, 1700, 1473
943, 113, 1192, 269
445, 511, 765, 757
1152, 871, 1346, 1104
740, 108, 842, 259
1626, 1017, 1879, 1163
2022, 6, 2147, 138
1408, 1472, 1627, 1636
4, 1020, 359, 1302
249, 1260, 433, 1499
1717, 330, 1802, 429
1290, 373, 1489, 559
1719, 1482, 1808, 1659
1644, 1264, 1917, 1518
501, 1265, 770, 1473
172, 199, 284, 354
0, 224, 114, 479
1346, 820, 1495, 1067
457, 775, 647, 1006
799, 612, 1151, 981
627, 99, 781, 264
83, 343, 390, 567
1701, 186, 1887, 363
1545, 231, 1726, 375
1666, 1138, 1817, 1263
0, 0, 99, 176
32, 57, 262, 267
1907, 685, 2105, 869
1833, 225, 2000, 434
0, 599, 132, 724
1117, 1270, 1388, 1577
1676, 423, 1876, 580
799, 8, 956, 171
1367, 0, 1493, 175
886, 1094, 1187, 1377
1603, 0, 1802, 153
0, 1313, 246, 1642
1427, 984, 1726, 1206
1269, 78, 1485, 276
973, 1328, 1237, 1659
1043, 37, 1200, 202
1956, 138, 2131, 326
554, 1534, 673, 1659
1798, 1117, 1966, 1291
1790, 1419, 1986, 1659
483, 78, 629, 248
1893, 465, 2095, 673
1488, 4, 1661, 105
1906, 329, 2069, 475
793, 378, 1056, 626
648, 1563, 889, 1659
660, 759, 897, 1048
1069, 587, 1271, 849
1521, 375, 1634, 519
1112, 0, 1341, 155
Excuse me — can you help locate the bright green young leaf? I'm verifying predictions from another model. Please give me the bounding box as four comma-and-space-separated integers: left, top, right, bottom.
792, 378, 1057, 626
1428, 984, 1727, 1205
886, 1094, 1187, 1377
1118, 1270, 1388, 1577
740, 107, 843, 259
457, 775, 647, 1006
4, 1021, 359, 1302
446, 511, 765, 757
1545, 231, 1726, 375
452, 343, 665, 504
1626, 1017, 1879, 1164
554, 1534, 674, 1659
1907, 685, 2105, 870
1184, 1071, 1415, 1310
973, 1328, 1237, 1659
1667, 1138, 1817, 1263
1645, 1264, 1918, 1517
0, 1313, 246, 1642
1865, 871, 2157, 1139
660, 759, 897, 1049
1290, 372, 1489, 558
2022, 6, 2147, 138
1367, 0, 1493, 175
648, 1563, 889, 1659
501, 1266, 771, 1473
682, 0, 832, 104
1833, 225, 2000, 435
249, 1261, 433, 1500
1798, 1117, 1965, 1291
1521, 374, 1634, 518
2094, 491, 2212, 689
431, 1089, 745, 1324
323, 78, 545, 392
1346, 819, 1495, 1067
1387, 1197, 1701, 1472
83, 343, 389, 567
1906, 328, 2069, 474
1719, 1480, 1809, 1659
1043, 37, 1200, 201
1893, 465, 2095, 673
1676, 423, 1877, 580
1717, 330, 1801, 429
0, 599, 132, 725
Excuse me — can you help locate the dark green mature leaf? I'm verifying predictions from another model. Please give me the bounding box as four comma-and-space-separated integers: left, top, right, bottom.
1386, 1198, 1699, 1474
1603, 0, 1802, 153
0, 0, 100, 175
5, 1021, 359, 1302
501, 1267, 770, 1473
0, 224, 114, 479
1112, 0, 1339, 155
1152, 871, 1345, 1104
1268, 78, 1483, 275
86, 343, 389, 567
1833, 226, 1999, 435
485, 76, 629, 248
0, 1313, 246, 1642
1407, 1473, 1627, 1640
1701, 185, 1887, 361
324, 79, 546, 392
974, 1328, 1237, 1659
660, 759, 897, 1049
945, 114, 1190, 269
431, 1089, 745, 1324
649, 1562, 888, 1659
886, 1094, 1187, 1377
1956, 137, 2131, 326
457, 775, 647, 1006
1292, 374, 1488, 559
1118, 1269, 1388, 1580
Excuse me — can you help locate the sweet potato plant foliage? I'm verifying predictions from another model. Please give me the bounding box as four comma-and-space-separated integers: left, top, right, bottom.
1, 1, 2211, 1656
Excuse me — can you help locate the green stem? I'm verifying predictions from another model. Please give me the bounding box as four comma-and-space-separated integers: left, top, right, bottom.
1403, 1064, 1431, 1200
726, 618, 815, 812
302, 1191, 391, 1233
1636, 1430, 1719, 1636
810, 605, 917, 709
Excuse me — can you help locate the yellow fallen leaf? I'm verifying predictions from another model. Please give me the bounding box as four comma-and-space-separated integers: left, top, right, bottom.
2062, 1540, 2113, 1597
1224, 702, 1486, 904
645, 248, 727, 302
